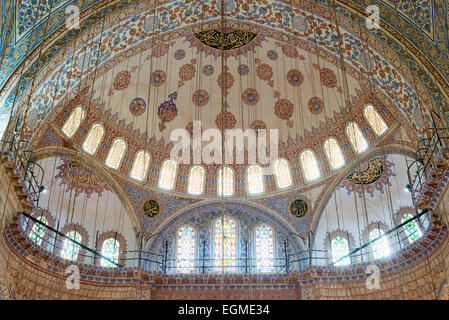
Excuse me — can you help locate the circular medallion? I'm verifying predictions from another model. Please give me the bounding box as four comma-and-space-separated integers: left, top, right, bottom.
179, 64, 196, 81
267, 50, 278, 61
129, 97, 147, 116
238, 64, 249, 75
281, 45, 298, 58
150, 70, 166, 87
113, 71, 131, 91
287, 69, 304, 87
242, 88, 259, 106
256, 63, 273, 81
250, 120, 267, 134
202, 65, 214, 76
215, 110, 237, 129
143, 199, 160, 218
319, 68, 337, 88
308, 96, 324, 115
192, 90, 210, 107
174, 49, 186, 60
290, 199, 308, 218
274, 98, 294, 120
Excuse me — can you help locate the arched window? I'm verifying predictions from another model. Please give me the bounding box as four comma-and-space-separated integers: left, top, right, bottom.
130, 151, 151, 181
62, 107, 85, 138
274, 159, 292, 189
101, 238, 120, 267
217, 166, 234, 196
364, 105, 388, 136
82, 124, 104, 155
369, 228, 391, 260
401, 213, 422, 244
176, 225, 195, 273
29, 216, 47, 245
247, 165, 264, 195
346, 122, 368, 153
255, 224, 274, 273
187, 165, 205, 195
105, 139, 126, 170
214, 217, 237, 272
300, 150, 321, 182
61, 231, 82, 261
324, 138, 345, 170
158, 160, 178, 190
331, 236, 350, 266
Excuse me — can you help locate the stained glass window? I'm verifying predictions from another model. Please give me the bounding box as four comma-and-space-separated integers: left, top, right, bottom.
176, 226, 195, 273
61, 231, 82, 261
101, 238, 120, 267
255, 224, 275, 273
369, 228, 391, 260
82, 124, 104, 155
29, 216, 47, 245
217, 166, 234, 196
324, 138, 345, 170
105, 139, 126, 170
159, 160, 178, 190
365, 105, 388, 136
401, 213, 422, 244
300, 150, 321, 182
274, 159, 292, 189
187, 165, 205, 195
130, 151, 151, 181
247, 165, 264, 195
214, 217, 237, 272
346, 122, 368, 153
62, 107, 85, 138
331, 236, 350, 266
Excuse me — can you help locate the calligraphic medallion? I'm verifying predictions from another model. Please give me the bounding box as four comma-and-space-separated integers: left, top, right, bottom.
290, 199, 308, 218
143, 199, 160, 218
346, 158, 383, 185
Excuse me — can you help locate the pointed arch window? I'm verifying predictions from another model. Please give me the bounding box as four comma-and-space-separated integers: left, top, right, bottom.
176, 225, 195, 273
62, 107, 85, 138
247, 165, 264, 195
217, 166, 234, 196
300, 150, 321, 182
187, 165, 205, 195
158, 160, 178, 191
255, 224, 274, 273
346, 122, 368, 153
105, 138, 126, 170
82, 124, 104, 155
29, 216, 47, 245
214, 217, 237, 272
364, 105, 388, 136
130, 151, 151, 181
61, 231, 82, 261
324, 138, 345, 170
369, 228, 391, 260
101, 238, 120, 267
274, 159, 292, 189
401, 213, 422, 244
331, 236, 350, 266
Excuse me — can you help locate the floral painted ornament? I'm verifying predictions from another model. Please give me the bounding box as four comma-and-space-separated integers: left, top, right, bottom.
274, 98, 294, 128
158, 92, 178, 132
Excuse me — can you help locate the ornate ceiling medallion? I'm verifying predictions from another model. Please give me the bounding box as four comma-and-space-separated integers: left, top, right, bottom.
186, 27, 264, 57
55, 158, 109, 198
290, 199, 309, 218
142, 199, 160, 218
340, 157, 395, 197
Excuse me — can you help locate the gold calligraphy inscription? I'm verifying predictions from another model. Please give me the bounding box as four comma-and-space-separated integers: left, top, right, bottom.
193, 29, 257, 50
143, 199, 160, 218
67, 161, 105, 187
346, 158, 384, 185
290, 199, 308, 218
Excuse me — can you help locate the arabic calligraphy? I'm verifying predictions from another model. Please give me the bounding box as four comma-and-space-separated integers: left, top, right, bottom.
290, 199, 308, 218
346, 158, 384, 185
193, 29, 257, 51
143, 199, 160, 218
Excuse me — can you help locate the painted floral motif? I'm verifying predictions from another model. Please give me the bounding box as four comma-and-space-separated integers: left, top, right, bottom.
129, 97, 147, 116
287, 69, 304, 87
308, 97, 324, 115
55, 158, 109, 198
274, 98, 294, 127
113, 71, 131, 91
174, 49, 186, 60
150, 70, 166, 87
242, 88, 259, 106
250, 120, 267, 133
215, 110, 237, 130
202, 65, 214, 76
267, 50, 278, 61
158, 92, 178, 132
255, 60, 274, 87
313, 64, 343, 92
179, 62, 196, 85
281, 44, 298, 58
151, 43, 170, 58
192, 90, 210, 107
217, 68, 234, 93
238, 64, 249, 75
